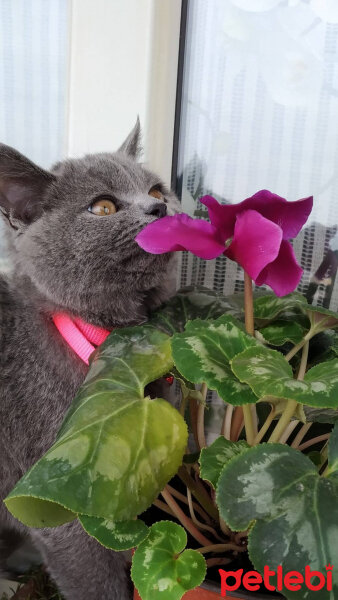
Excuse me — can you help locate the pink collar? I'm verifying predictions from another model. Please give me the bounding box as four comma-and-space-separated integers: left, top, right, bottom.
52, 313, 111, 365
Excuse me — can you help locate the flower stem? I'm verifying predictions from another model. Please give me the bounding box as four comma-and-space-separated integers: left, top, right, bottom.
268, 341, 309, 443
179, 392, 188, 417
230, 407, 244, 441
242, 272, 256, 445
165, 484, 211, 523
285, 329, 314, 362
186, 488, 225, 541
219, 517, 230, 537
196, 543, 245, 555
153, 498, 175, 517
297, 340, 309, 381
298, 434, 330, 452
161, 487, 212, 547
244, 272, 255, 335
285, 338, 307, 362
253, 407, 275, 444
278, 420, 299, 444
291, 422, 312, 448
221, 404, 234, 440
177, 466, 219, 521
206, 557, 232, 568
189, 397, 199, 449
322, 463, 330, 477
267, 400, 299, 443
197, 383, 207, 449
242, 405, 255, 446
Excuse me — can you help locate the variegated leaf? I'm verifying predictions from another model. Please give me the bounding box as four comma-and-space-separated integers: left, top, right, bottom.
131, 521, 206, 600
253, 292, 308, 321
259, 320, 306, 346
79, 515, 149, 551
171, 315, 261, 406
216, 426, 338, 600
150, 287, 244, 335
5, 325, 187, 526
231, 345, 338, 409
199, 437, 248, 488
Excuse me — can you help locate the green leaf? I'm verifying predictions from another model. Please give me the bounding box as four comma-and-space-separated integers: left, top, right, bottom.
170, 368, 204, 404
150, 287, 244, 335
79, 515, 149, 551
5, 287, 244, 530
307, 451, 322, 466
259, 320, 305, 346
216, 429, 338, 600
172, 314, 260, 406
253, 292, 307, 321
131, 521, 206, 600
231, 345, 338, 410
329, 331, 338, 355
5, 324, 187, 526
199, 437, 248, 488
304, 405, 338, 424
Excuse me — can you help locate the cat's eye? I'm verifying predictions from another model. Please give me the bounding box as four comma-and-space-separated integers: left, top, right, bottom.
88, 198, 117, 216
148, 186, 163, 200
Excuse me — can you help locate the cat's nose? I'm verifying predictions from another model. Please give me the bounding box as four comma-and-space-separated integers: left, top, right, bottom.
144, 201, 167, 219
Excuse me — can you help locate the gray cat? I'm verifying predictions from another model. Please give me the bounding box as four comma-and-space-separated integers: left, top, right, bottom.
0, 120, 178, 600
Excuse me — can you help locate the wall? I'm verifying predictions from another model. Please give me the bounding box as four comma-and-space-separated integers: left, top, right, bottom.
68, 0, 182, 184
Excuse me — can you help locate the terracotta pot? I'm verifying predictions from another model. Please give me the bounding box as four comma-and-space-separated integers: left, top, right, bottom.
133, 585, 220, 599
134, 580, 283, 599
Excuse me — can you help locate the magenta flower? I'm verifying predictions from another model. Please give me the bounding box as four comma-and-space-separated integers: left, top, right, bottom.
135, 190, 313, 297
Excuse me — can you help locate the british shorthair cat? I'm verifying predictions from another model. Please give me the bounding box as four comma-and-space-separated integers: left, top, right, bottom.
0, 119, 178, 599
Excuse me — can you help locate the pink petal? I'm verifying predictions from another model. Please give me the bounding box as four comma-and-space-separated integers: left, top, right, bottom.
135, 214, 225, 260
200, 195, 235, 240
224, 209, 282, 280
248, 191, 313, 239
255, 240, 303, 297
200, 191, 313, 241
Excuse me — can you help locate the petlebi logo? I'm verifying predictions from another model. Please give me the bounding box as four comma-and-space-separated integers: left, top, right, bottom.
219, 565, 333, 596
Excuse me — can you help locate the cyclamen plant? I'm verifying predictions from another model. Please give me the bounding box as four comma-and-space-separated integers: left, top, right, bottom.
5, 190, 338, 600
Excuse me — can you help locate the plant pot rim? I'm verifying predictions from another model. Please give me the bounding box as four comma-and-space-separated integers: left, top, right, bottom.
134, 578, 284, 599
201, 579, 284, 598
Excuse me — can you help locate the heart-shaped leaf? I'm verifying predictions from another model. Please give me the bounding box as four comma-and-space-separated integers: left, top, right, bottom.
131, 521, 206, 600
150, 287, 244, 335
259, 320, 306, 346
79, 515, 149, 551
253, 293, 307, 321
5, 324, 187, 526
199, 437, 248, 488
231, 345, 338, 410
216, 426, 338, 600
172, 315, 260, 406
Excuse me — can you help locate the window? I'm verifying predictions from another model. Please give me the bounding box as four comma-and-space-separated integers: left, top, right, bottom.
174, 0, 338, 310
0, 0, 70, 270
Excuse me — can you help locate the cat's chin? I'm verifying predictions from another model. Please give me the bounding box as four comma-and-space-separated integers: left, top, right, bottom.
16, 249, 175, 329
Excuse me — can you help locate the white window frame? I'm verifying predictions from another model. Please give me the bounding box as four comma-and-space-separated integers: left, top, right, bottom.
67, 0, 182, 186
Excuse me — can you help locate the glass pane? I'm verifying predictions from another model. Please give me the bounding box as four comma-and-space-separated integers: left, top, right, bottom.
176, 0, 338, 310
0, 0, 70, 270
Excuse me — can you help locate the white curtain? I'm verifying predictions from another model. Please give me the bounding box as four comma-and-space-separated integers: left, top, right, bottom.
0, 0, 70, 269
177, 0, 338, 310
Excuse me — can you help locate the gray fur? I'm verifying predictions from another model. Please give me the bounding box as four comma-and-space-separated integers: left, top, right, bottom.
0, 122, 179, 599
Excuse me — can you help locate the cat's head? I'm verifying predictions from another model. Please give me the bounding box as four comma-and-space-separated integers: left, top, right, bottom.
0, 119, 179, 327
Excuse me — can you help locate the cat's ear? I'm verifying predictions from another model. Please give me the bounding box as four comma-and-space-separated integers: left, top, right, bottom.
0, 144, 56, 225
118, 117, 142, 159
